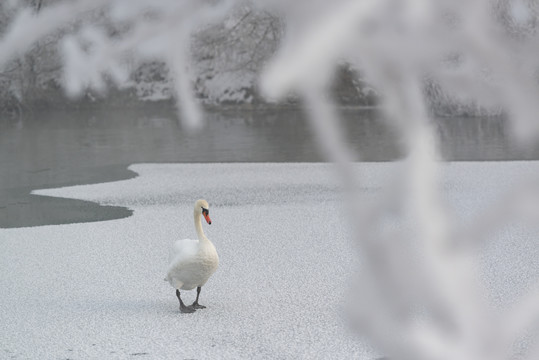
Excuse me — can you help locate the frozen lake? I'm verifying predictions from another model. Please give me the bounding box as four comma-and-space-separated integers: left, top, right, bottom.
2, 162, 539, 359
1, 106, 538, 228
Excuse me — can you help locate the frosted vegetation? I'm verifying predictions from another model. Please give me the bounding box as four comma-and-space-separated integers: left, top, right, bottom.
2, 1, 539, 360
0, 0, 529, 115
0, 0, 291, 110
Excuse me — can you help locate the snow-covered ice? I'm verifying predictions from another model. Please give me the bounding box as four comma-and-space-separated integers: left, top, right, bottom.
1, 162, 539, 359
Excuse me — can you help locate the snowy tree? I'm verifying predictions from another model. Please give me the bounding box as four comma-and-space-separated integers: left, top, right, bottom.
0, 0, 66, 111
0, 1, 372, 110
192, 3, 283, 104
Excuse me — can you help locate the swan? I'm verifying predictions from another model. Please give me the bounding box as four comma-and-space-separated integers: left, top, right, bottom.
165, 199, 219, 313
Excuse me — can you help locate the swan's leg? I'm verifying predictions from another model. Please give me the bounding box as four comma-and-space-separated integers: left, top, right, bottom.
176, 289, 195, 313
192, 287, 206, 309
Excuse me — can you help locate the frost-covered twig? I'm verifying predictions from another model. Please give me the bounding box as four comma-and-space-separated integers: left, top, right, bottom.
0, 0, 109, 69
0, 0, 236, 130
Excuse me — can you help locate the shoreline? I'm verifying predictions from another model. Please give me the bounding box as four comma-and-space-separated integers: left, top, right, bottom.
0, 106, 529, 229
0, 164, 137, 229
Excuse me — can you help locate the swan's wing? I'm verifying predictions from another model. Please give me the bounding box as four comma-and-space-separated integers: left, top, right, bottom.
166, 239, 200, 287
168, 238, 199, 265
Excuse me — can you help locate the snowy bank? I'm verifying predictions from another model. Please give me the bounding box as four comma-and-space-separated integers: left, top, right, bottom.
1, 162, 538, 359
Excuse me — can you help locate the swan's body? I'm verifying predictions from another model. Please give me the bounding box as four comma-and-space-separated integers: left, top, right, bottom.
166, 238, 219, 290
166, 199, 219, 313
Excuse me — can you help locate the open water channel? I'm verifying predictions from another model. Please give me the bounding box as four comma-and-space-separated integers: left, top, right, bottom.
1, 105, 536, 228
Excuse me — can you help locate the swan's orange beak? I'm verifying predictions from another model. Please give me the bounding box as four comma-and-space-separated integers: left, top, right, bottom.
203, 213, 212, 225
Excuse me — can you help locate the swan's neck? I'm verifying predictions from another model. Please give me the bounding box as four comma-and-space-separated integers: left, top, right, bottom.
194, 211, 207, 242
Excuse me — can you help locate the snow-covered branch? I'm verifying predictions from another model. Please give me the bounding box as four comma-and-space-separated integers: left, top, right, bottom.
259, 0, 539, 359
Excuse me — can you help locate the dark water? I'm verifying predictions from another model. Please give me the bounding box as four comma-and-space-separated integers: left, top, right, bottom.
1, 105, 537, 228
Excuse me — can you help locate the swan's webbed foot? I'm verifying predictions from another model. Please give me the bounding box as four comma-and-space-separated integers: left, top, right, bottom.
180, 304, 196, 313
191, 302, 206, 309
176, 289, 196, 314
190, 286, 207, 309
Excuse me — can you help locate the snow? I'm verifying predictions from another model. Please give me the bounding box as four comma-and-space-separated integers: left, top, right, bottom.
197, 71, 256, 104
1, 162, 539, 359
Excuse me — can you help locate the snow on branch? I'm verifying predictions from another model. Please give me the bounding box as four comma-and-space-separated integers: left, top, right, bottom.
0, 0, 109, 70
259, 0, 539, 359
0, 0, 235, 129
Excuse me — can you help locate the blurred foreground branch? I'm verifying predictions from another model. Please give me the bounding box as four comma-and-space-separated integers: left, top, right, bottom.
260, 0, 539, 359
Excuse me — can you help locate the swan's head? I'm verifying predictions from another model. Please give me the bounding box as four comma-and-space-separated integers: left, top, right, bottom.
195, 199, 211, 225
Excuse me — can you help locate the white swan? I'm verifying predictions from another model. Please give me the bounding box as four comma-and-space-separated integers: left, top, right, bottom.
165, 199, 219, 313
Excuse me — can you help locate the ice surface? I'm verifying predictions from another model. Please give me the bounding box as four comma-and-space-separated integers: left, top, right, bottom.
2, 162, 539, 359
